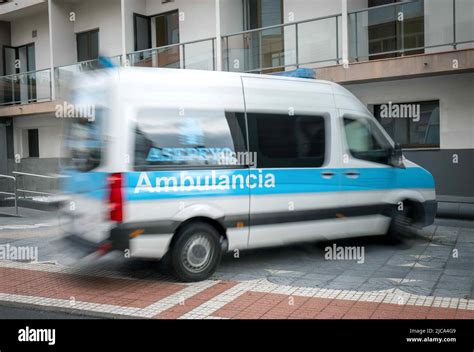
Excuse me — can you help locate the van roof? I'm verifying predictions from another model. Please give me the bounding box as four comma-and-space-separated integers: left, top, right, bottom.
73, 67, 367, 113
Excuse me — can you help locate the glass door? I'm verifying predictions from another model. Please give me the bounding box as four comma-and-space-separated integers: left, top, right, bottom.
2, 43, 35, 104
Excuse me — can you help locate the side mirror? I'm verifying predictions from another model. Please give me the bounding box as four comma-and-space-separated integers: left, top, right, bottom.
390, 143, 405, 169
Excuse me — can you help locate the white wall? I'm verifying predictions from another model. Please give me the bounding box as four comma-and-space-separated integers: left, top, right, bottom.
72, 0, 122, 58
13, 114, 63, 158
345, 73, 474, 150
124, 0, 146, 54
50, 0, 76, 67
10, 8, 50, 70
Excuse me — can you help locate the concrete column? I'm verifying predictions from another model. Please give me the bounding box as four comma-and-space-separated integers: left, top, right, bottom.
47, 0, 55, 100
341, 0, 349, 66
121, 0, 127, 66
215, 0, 222, 71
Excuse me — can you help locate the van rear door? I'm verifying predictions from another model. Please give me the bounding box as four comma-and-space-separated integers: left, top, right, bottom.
60, 106, 112, 245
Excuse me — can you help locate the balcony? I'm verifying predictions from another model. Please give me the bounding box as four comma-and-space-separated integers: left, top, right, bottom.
127, 37, 216, 71
222, 14, 342, 74
0, 0, 472, 109
348, 0, 473, 62
0, 69, 52, 106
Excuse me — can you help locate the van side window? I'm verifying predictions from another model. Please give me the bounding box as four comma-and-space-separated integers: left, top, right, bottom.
343, 117, 392, 165
248, 113, 325, 168
134, 108, 247, 170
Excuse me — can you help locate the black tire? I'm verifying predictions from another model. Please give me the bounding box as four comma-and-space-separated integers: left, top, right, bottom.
387, 202, 414, 242
170, 222, 222, 282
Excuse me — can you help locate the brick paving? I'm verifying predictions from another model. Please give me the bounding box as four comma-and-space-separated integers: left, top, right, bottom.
0, 217, 473, 319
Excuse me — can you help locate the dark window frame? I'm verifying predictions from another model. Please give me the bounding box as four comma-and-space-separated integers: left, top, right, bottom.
76, 28, 99, 62
373, 100, 440, 149
248, 112, 327, 169
27, 128, 39, 158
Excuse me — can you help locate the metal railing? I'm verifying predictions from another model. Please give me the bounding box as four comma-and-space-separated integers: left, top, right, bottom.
127, 37, 216, 71
0, 68, 52, 106
54, 56, 122, 100
0, 171, 61, 216
222, 14, 341, 74
0, 174, 18, 216
348, 0, 474, 62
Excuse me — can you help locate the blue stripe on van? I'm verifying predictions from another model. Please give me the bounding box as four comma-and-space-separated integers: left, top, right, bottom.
61, 167, 435, 201
124, 167, 434, 201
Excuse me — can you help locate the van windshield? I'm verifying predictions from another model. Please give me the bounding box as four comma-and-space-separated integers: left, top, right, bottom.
65, 108, 105, 172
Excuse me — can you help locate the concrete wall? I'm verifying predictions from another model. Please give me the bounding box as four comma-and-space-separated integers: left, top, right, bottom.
12, 114, 63, 159
50, 0, 76, 67
71, 0, 122, 58
345, 72, 474, 198
10, 7, 50, 70
124, 0, 147, 54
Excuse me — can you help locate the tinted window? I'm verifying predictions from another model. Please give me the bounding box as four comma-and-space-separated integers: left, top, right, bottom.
343, 117, 392, 164
134, 109, 247, 170
248, 113, 325, 168
374, 100, 439, 148
77, 29, 99, 62
65, 109, 104, 172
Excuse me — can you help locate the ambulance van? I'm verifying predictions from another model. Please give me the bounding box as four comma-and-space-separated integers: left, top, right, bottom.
61, 68, 436, 281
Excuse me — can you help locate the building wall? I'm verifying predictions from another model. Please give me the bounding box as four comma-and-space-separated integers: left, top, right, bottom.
71, 0, 122, 58
12, 114, 63, 159
345, 72, 474, 198
10, 8, 50, 70
50, 0, 76, 67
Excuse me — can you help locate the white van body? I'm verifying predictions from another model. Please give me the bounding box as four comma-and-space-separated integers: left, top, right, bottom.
60, 67, 436, 281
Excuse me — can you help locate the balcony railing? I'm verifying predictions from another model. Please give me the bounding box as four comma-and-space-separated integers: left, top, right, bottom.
0, 69, 52, 106
349, 0, 474, 61
222, 14, 342, 74
127, 37, 216, 71
1, 0, 473, 107
54, 56, 122, 100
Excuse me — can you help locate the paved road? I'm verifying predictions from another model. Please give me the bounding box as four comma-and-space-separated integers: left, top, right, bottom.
1, 208, 473, 300
0, 304, 96, 319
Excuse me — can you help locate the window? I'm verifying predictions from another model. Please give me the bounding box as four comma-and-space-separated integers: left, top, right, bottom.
134, 14, 151, 51
76, 29, 99, 62
65, 108, 105, 172
248, 113, 325, 168
134, 108, 247, 170
374, 100, 440, 148
343, 117, 392, 164
27, 129, 39, 158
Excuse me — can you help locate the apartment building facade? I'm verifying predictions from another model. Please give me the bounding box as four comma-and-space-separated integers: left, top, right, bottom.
0, 0, 472, 212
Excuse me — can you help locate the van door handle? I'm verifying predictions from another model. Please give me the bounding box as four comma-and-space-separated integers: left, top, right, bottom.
321, 171, 335, 179
344, 171, 360, 179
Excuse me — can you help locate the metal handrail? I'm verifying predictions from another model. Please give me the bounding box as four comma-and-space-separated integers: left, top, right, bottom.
0, 68, 51, 80
223, 13, 341, 38
127, 36, 216, 56
12, 171, 59, 179
0, 174, 18, 216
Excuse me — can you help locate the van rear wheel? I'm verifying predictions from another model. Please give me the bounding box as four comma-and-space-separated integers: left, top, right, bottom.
171, 222, 222, 282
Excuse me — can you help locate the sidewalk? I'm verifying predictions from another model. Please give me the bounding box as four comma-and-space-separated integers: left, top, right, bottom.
0, 212, 473, 319
0, 260, 472, 319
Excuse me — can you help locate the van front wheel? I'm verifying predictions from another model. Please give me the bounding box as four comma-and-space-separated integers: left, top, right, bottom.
171, 222, 222, 282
